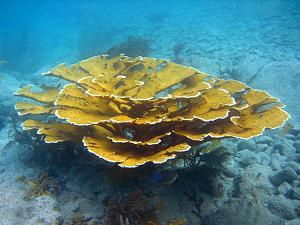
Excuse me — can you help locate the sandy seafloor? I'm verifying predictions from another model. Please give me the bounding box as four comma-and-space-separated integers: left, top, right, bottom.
0, 0, 300, 224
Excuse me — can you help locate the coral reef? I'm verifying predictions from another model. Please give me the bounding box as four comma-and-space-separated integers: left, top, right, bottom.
15, 54, 289, 168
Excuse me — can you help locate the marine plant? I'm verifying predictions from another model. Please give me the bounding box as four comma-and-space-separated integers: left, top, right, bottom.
104, 189, 160, 225
14, 54, 289, 168
7, 111, 37, 147
179, 140, 228, 169
103, 189, 185, 225
71, 212, 88, 225
177, 142, 231, 196
20, 172, 60, 200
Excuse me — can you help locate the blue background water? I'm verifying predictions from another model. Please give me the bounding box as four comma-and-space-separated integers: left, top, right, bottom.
1, 0, 299, 72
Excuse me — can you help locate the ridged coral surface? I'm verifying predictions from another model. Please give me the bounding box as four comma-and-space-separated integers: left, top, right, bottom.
15, 55, 289, 168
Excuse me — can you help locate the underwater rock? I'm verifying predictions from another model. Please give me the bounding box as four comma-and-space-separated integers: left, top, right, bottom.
255, 135, 273, 145
269, 167, 297, 186
293, 141, 300, 153
0, 165, 5, 174
275, 143, 296, 157
221, 139, 239, 153
258, 152, 271, 166
233, 164, 274, 197
270, 153, 284, 171
289, 129, 300, 137
290, 188, 300, 200
223, 165, 238, 178
256, 143, 269, 153
293, 180, 300, 188
231, 174, 243, 198
283, 161, 300, 175
267, 195, 297, 220
274, 136, 295, 148
286, 218, 300, 225
286, 154, 300, 164
285, 134, 296, 141
237, 149, 259, 167
0, 116, 5, 132
292, 199, 300, 216
237, 140, 256, 151
27, 196, 61, 225
203, 198, 284, 225
265, 146, 274, 155
277, 181, 292, 196
270, 161, 281, 172
296, 180, 300, 188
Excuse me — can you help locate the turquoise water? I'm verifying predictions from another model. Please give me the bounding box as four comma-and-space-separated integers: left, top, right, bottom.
1, 1, 300, 224
1, 0, 299, 72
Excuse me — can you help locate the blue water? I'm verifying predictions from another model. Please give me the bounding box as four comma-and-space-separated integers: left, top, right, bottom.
1, 0, 299, 74
1, 0, 300, 224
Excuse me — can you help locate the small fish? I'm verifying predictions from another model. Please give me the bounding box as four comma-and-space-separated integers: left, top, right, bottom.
283, 123, 294, 134
277, 123, 294, 136
149, 170, 178, 185
149, 171, 162, 183
0, 60, 8, 66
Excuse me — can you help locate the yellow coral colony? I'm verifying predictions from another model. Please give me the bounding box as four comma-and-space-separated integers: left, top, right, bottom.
15, 55, 289, 168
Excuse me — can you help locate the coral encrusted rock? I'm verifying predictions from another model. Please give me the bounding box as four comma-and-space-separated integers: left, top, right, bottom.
15, 54, 289, 168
